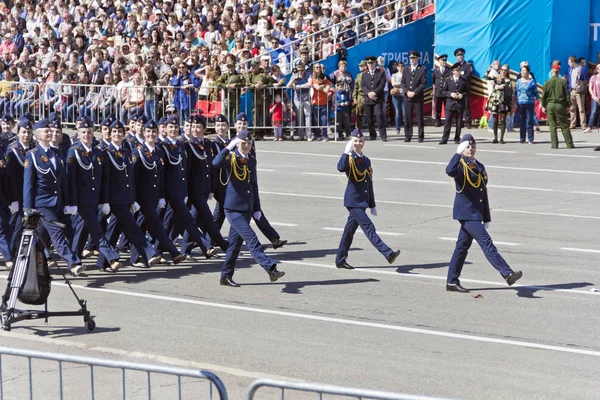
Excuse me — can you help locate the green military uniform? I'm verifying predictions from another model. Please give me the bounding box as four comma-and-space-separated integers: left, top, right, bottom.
353, 72, 365, 129
215, 67, 246, 125
246, 66, 275, 139
542, 75, 574, 149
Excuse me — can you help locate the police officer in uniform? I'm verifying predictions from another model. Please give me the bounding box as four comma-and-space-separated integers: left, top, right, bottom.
445, 134, 523, 292
432, 54, 451, 127
23, 118, 85, 276
401, 51, 428, 142
181, 114, 228, 256
98, 120, 161, 269
454, 48, 473, 129
440, 63, 469, 145
132, 119, 187, 265
5, 117, 35, 260
361, 56, 388, 141
246, 59, 274, 140
212, 130, 285, 287
66, 117, 123, 272
335, 129, 401, 269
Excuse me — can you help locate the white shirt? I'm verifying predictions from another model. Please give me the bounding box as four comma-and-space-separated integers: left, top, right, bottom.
39, 144, 57, 169
145, 143, 155, 153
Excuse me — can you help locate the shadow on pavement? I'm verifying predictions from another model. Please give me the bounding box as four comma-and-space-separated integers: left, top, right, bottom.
244, 277, 380, 294
468, 281, 595, 298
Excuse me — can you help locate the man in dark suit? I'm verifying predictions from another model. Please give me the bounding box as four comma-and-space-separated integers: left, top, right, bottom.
440, 63, 470, 144
401, 51, 428, 142
361, 56, 388, 141
432, 54, 451, 127
454, 48, 473, 128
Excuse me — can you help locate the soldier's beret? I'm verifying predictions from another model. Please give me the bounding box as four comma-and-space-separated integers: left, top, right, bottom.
409, 50, 419, 58
236, 130, 252, 142
166, 115, 179, 125
351, 128, 363, 138
79, 117, 94, 129
364, 56, 377, 63
136, 114, 148, 124
158, 116, 167, 125
215, 114, 228, 124
145, 119, 158, 130
110, 120, 125, 130
33, 118, 50, 130
461, 134, 475, 145
1, 114, 14, 123
18, 117, 32, 130
358, 60, 367, 67
101, 115, 113, 127
196, 115, 207, 127
437, 54, 448, 60
454, 48, 466, 56
235, 113, 248, 122
251, 59, 260, 66
49, 118, 62, 129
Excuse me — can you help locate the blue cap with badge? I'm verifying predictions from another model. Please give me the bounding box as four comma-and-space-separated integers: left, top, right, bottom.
158, 116, 167, 126
110, 120, 125, 130
461, 134, 475, 145
101, 115, 113, 127
145, 119, 158, 130
166, 115, 179, 125
79, 117, 94, 128
235, 112, 248, 122
351, 128, 364, 138
215, 114, 228, 124
236, 130, 252, 142
137, 114, 148, 124
1, 114, 14, 123
17, 117, 32, 130
33, 118, 51, 130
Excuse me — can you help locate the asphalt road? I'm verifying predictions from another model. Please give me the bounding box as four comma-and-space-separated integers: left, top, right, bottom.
1, 126, 600, 400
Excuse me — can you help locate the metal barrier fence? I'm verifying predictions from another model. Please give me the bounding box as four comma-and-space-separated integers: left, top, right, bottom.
0, 346, 228, 400
246, 379, 451, 400
0, 81, 44, 121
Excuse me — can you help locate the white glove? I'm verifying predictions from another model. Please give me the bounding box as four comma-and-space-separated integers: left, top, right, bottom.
9, 201, 18, 214
130, 202, 140, 213
253, 211, 262, 220
226, 138, 242, 150
344, 140, 353, 155
208, 193, 214, 200
483, 222, 490, 230
157, 198, 166, 209
101, 203, 111, 215
69, 206, 78, 215
456, 141, 469, 155
63, 206, 70, 215
370, 207, 378, 216
184, 196, 188, 204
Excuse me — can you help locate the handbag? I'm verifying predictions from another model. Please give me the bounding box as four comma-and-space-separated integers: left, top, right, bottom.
390, 87, 400, 96
576, 78, 588, 94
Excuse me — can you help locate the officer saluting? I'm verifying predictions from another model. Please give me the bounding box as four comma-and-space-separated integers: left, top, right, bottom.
445, 134, 523, 292
212, 130, 285, 287
440, 63, 469, 145
432, 54, 451, 127
66, 117, 123, 273
23, 118, 84, 276
335, 129, 401, 269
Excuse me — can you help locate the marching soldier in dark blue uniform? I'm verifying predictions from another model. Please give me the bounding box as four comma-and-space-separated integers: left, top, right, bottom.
159, 115, 209, 258
335, 129, 401, 269
49, 114, 75, 160
0, 146, 13, 268
132, 119, 186, 265
454, 48, 473, 129
5, 117, 35, 260
401, 51, 428, 142
445, 134, 523, 292
66, 117, 123, 272
180, 115, 228, 257
98, 120, 161, 269
23, 118, 85, 276
157, 117, 168, 143
212, 114, 230, 233
432, 54, 451, 127
212, 130, 285, 287
0, 115, 16, 153
440, 63, 470, 145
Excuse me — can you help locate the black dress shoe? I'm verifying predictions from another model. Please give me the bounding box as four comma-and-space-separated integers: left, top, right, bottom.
381, 137, 388, 142
386, 250, 401, 264
220, 277, 240, 287
434, 122, 442, 127
439, 140, 448, 145
404, 138, 411, 142
454, 139, 460, 144
173, 254, 187, 264
505, 270, 523, 286
335, 261, 354, 269
269, 267, 285, 282
418, 138, 424, 143
446, 283, 470, 293
272, 239, 288, 249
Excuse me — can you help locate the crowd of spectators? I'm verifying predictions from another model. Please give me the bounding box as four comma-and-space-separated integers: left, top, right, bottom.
0, 0, 433, 125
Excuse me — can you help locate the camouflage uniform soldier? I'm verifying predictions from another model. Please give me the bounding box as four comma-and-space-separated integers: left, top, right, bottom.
353, 60, 367, 129
246, 60, 275, 140
215, 63, 246, 125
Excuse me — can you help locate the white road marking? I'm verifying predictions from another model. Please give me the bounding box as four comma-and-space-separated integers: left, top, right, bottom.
385, 178, 447, 185
257, 168, 276, 172
260, 191, 600, 220
476, 149, 518, 154
384, 144, 439, 149
536, 153, 598, 159
572, 191, 600, 195
269, 222, 299, 227
384, 178, 553, 192
259, 150, 600, 176
561, 247, 600, 254
21, 276, 600, 357
301, 172, 341, 177
438, 237, 521, 246
322, 227, 403, 236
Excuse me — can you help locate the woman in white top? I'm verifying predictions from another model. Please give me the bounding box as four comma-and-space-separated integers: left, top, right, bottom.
391, 62, 405, 135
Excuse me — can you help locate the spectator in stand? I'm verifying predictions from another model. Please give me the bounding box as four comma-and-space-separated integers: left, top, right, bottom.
311, 72, 334, 141
515, 65, 539, 144
287, 61, 311, 141
335, 80, 352, 140
390, 61, 405, 135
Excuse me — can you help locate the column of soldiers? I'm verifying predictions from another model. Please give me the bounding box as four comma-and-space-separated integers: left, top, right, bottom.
0, 109, 288, 303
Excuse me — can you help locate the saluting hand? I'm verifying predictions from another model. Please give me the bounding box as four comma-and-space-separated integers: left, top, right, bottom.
456, 141, 469, 155
226, 137, 242, 150
344, 140, 353, 155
